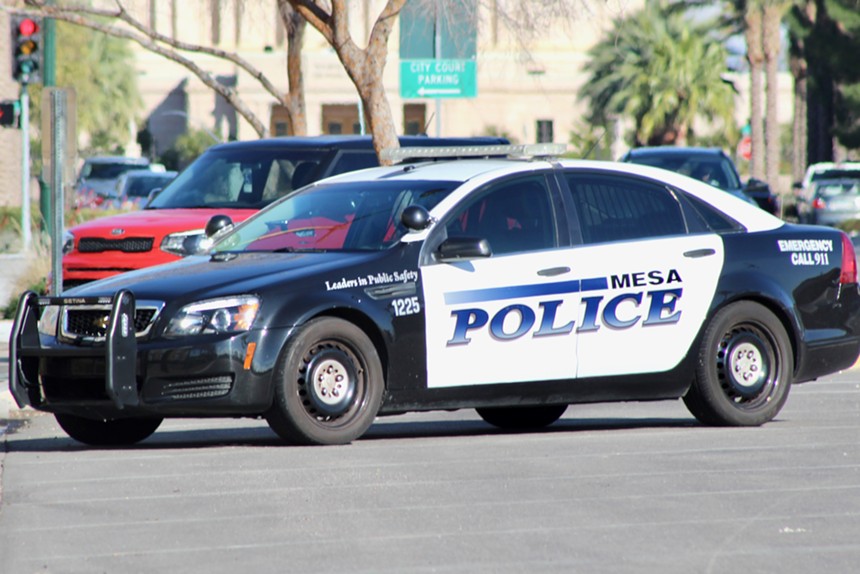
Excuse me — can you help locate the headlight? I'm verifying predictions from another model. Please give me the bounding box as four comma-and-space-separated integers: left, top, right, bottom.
38, 305, 61, 336
165, 296, 260, 337
62, 230, 75, 254
160, 229, 213, 256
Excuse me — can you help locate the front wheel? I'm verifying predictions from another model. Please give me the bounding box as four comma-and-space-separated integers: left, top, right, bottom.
266, 317, 384, 445
55, 414, 162, 446
476, 405, 568, 430
683, 301, 793, 426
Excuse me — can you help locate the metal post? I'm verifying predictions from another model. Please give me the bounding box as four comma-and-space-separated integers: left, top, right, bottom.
40, 9, 57, 232
49, 90, 66, 294
20, 86, 31, 252
434, 6, 442, 137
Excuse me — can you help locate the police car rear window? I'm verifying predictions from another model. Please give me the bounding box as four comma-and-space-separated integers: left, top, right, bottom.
564, 173, 686, 244
682, 193, 744, 233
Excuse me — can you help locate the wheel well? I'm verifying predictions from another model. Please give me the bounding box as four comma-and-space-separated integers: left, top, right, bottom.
314, 308, 389, 385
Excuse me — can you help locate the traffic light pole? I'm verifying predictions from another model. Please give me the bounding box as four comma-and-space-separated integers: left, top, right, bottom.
41, 14, 56, 233
20, 85, 31, 252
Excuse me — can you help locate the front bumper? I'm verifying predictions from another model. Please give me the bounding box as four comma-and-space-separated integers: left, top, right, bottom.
9, 291, 279, 420
63, 249, 180, 285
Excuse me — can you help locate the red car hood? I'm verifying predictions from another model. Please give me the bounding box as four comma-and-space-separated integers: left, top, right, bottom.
71, 208, 256, 238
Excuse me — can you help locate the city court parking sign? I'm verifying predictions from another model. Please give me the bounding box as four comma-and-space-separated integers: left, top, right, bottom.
400, 59, 477, 99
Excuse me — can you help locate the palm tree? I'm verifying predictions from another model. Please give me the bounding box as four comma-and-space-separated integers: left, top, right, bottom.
763, 1, 791, 195
744, 2, 766, 180
579, 1, 737, 148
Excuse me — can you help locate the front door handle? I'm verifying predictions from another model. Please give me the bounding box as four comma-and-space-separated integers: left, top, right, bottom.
537, 266, 571, 277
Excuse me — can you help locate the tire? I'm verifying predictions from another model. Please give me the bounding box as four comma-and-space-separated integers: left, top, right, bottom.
683, 301, 793, 427
476, 405, 568, 430
266, 317, 384, 445
55, 414, 162, 446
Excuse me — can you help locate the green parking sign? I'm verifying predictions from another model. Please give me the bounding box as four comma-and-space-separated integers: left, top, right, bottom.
400, 59, 477, 99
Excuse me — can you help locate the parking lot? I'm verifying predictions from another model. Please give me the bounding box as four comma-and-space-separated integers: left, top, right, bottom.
2, 367, 860, 573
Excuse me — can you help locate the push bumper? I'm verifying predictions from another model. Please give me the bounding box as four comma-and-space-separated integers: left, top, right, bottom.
10, 290, 139, 411
9, 290, 279, 420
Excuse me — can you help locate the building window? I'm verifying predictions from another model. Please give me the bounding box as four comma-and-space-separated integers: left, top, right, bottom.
322, 104, 361, 135
404, 103, 426, 135
270, 104, 291, 136
536, 120, 554, 143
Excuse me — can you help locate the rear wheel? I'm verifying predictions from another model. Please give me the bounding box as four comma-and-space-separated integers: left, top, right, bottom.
266, 317, 384, 445
683, 301, 792, 426
55, 414, 162, 446
476, 405, 568, 430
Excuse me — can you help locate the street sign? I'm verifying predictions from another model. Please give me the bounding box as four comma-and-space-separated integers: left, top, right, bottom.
400, 59, 476, 99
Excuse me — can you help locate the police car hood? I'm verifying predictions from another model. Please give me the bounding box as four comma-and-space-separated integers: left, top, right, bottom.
65, 251, 382, 303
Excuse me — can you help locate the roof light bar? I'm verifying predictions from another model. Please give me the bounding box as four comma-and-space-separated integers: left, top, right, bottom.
380, 143, 568, 163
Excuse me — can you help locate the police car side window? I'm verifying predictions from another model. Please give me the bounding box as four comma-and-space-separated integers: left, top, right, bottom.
564, 174, 686, 244
445, 175, 556, 255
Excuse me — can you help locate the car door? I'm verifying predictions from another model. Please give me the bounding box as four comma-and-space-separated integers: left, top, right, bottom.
558, 170, 725, 378
421, 173, 583, 389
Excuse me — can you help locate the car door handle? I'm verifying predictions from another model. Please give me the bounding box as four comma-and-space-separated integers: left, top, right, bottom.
683, 248, 716, 258
537, 266, 571, 277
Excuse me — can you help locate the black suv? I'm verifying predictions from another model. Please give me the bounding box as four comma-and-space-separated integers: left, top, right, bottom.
620, 146, 779, 215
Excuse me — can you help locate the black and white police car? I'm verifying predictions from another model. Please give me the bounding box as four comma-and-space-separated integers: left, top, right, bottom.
10, 144, 860, 445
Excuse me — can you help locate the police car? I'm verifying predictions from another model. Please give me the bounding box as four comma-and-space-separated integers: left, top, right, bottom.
10, 144, 860, 446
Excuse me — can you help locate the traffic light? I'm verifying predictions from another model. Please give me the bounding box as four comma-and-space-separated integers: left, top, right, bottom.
0, 100, 20, 128
10, 15, 43, 84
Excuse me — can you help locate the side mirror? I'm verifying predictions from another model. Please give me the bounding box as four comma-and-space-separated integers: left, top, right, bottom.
438, 237, 492, 261
143, 187, 162, 208
401, 205, 432, 231
744, 178, 771, 193
205, 214, 234, 238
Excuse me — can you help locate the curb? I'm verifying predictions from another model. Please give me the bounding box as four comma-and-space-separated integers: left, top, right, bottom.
1, 319, 20, 420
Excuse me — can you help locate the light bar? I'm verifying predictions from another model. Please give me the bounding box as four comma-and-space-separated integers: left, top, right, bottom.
380, 143, 568, 163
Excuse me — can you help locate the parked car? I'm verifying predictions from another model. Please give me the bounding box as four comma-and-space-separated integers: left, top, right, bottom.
11, 144, 860, 446
619, 146, 780, 214
113, 169, 178, 209
790, 162, 860, 223
61, 136, 508, 291
74, 156, 153, 209
795, 178, 860, 226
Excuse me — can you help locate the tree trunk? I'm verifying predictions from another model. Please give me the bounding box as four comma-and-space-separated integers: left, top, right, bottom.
280, 3, 308, 135
789, 47, 807, 184
745, 5, 766, 180
763, 2, 783, 196
292, 0, 405, 163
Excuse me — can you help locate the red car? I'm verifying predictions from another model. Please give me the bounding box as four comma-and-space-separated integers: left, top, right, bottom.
62, 135, 507, 290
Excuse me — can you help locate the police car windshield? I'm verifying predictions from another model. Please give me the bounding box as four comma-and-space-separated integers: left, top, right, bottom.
147, 148, 330, 210
212, 180, 460, 253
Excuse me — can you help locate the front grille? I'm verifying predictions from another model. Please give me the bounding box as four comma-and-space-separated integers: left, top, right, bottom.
62, 306, 160, 339
78, 237, 154, 253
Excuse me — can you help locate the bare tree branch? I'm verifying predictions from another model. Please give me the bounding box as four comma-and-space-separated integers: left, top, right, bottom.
24, 0, 271, 137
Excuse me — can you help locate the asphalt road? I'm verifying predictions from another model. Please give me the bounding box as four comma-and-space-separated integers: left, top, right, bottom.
2, 369, 860, 574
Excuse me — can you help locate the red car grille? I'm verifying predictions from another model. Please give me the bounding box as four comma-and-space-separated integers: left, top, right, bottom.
78, 237, 154, 253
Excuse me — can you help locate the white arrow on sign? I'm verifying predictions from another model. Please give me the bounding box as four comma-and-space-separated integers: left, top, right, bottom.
417, 86, 462, 96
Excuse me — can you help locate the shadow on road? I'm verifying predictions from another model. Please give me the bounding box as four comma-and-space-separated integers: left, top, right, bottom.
2, 415, 702, 452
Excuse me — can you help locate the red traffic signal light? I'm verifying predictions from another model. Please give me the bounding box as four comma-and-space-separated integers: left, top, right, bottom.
17, 17, 39, 37
10, 15, 43, 84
